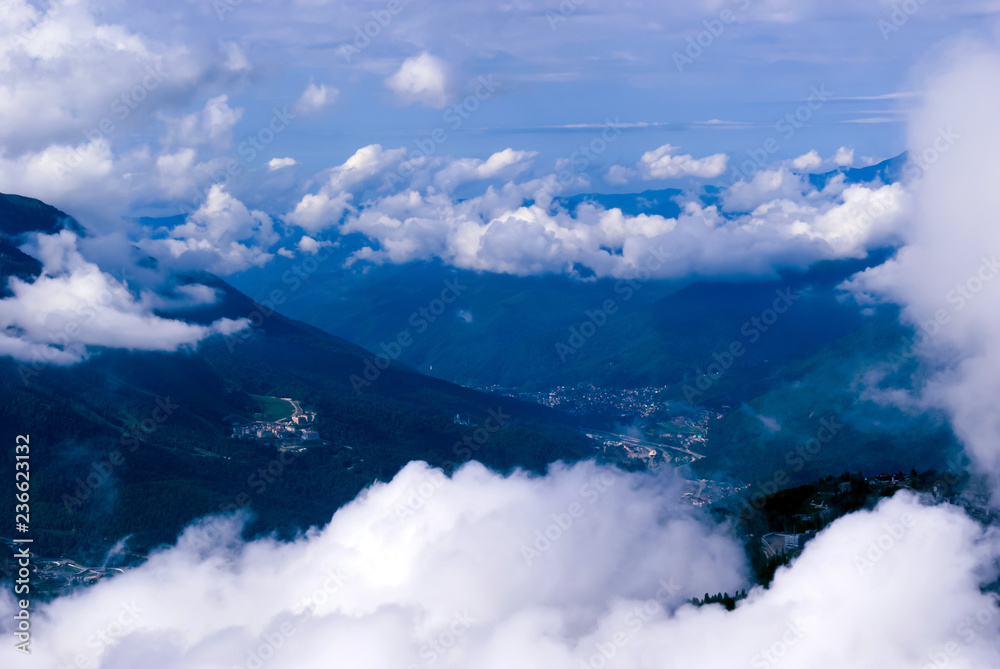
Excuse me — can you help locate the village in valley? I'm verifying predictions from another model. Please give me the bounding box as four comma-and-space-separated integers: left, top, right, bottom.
481, 383, 748, 505
230, 395, 325, 451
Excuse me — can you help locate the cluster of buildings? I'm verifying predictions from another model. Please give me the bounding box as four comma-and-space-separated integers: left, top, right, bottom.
585, 430, 669, 469
760, 532, 816, 559
231, 399, 322, 448
683, 479, 751, 507
233, 421, 320, 442
654, 413, 717, 451
483, 384, 673, 419
481, 385, 728, 472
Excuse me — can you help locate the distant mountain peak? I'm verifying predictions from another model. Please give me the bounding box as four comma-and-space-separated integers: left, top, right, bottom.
806, 153, 908, 191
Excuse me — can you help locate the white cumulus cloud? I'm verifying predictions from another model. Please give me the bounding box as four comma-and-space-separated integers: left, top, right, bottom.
638, 144, 729, 180
834, 146, 855, 166
160, 95, 244, 150
793, 150, 823, 171
432, 149, 537, 192
0, 0, 212, 156
139, 185, 279, 275
297, 235, 334, 255
285, 146, 906, 278
0, 231, 247, 366
385, 52, 452, 108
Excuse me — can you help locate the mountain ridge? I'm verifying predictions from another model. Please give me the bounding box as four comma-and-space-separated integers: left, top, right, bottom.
0, 193, 592, 562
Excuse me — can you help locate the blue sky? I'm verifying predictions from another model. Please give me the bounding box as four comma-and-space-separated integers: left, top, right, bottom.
1, 0, 998, 283
5, 0, 998, 219
119, 0, 993, 179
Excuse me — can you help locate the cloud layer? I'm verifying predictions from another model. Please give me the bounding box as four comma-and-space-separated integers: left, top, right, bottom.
282, 143, 906, 279
845, 42, 1000, 491
1, 462, 997, 668
139, 185, 279, 275
0, 230, 247, 366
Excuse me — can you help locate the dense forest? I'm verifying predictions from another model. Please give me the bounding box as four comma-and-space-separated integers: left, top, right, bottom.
713, 467, 979, 588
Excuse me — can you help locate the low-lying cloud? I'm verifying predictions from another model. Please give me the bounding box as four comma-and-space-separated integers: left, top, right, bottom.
844, 41, 1000, 493
0, 230, 247, 366
139, 184, 279, 275
282, 143, 907, 279
1, 462, 996, 668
